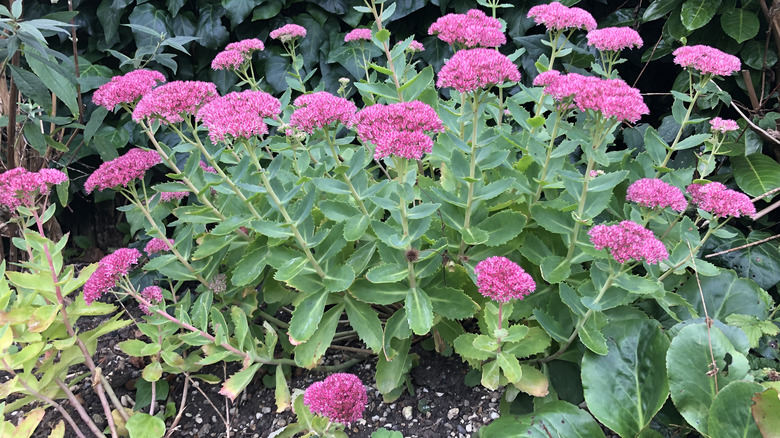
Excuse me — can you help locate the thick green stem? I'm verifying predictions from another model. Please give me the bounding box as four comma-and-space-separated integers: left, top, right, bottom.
366, 0, 404, 101
324, 127, 369, 215
658, 222, 720, 281
396, 158, 418, 290
458, 92, 482, 260
658, 81, 708, 172
533, 113, 562, 203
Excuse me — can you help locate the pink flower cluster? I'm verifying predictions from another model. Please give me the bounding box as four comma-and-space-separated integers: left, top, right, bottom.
0, 168, 67, 211
673, 45, 741, 76
710, 117, 739, 133
289, 92, 357, 133
304, 373, 367, 424
473, 256, 536, 303
212, 38, 265, 71
588, 221, 668, 264
586, 27, 643, 52
687, 182, 755, 218
345, 28, 372, 42
138, 285, 163, 315
196, 90, 281, 143
159, 190, 189, 202
527, 1, 597, 32
93, 69, 166, 110
270, 24, 307, 42
428, 9, 506, 48
132, 81, 218, 124
533, 70, 648, 122
200, 161, 218, 174
437, 48, 521, 93
352, 101, 444, 160
408, 40, 425, 52
144, 238, 174, 255
85, 148, 161, 193
83, 248, 141, 305
626, 178, 688, 212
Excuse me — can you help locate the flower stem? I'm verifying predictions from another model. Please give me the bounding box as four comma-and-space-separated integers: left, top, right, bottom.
458, 91, 482, 260
533, 112, 562, 203
324, 127, 369, 215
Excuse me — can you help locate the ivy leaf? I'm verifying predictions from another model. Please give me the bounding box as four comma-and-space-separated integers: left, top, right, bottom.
725, 314, 780, 349
126, 413, 165, 438
221, 0, 260, 29
196, 4, 229, 50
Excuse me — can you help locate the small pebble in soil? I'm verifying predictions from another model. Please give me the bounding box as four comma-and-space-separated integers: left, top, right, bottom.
447, 408, 460, 420
402, 406, 413, 420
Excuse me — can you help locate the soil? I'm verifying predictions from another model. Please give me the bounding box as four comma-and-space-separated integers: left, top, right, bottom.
2, 295, 501, 438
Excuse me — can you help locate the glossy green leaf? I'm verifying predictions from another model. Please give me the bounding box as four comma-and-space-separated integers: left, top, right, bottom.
732, 153, 780, 199
426, 286, 478, 320
530, 205, 574, 235
667, 323, 750, 435
708, 380, 764, 438
497, 352, 523, 383
582, 319, 670, 438
476, 210, 527, 247
721, 9, 759, 43
288, 289, 328, 343
222, 0, 260, 28
705, 229, 780, 290
676, 270, 772, 321
540, 255, 571, 284
751, 388, 780, 438
344, 294, 383, 353
218, 363, 261, 401
643, 0, 683, 21
405, 287, 433, 335
366, 263, 409, 284
196, 4, 229, 49
126, 413, 165, 438
579, 311, 608, 355
294, 304, 343, 368
480, 401, 606, 438
680, 0, 720, 30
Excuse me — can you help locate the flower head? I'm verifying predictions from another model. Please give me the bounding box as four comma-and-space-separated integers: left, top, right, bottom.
534, 71, 648, 122
132, 81, 218, 124
85, 148, 161, 193
687, 182, 755, 218
408, 40, 425, 52
437, 48, 521, 93
93, 69, 166, 110
270, 24, 307, 43
473, 256, 536, 303
672, 45, 741, 76
211, 50, 246, 71
200, 161, 218, 174
83, 248, 142, 305
139, 286, 164, 315
144, 238, 174, 255
352, 101, 444, 160
196, 90, 281, 143
710, 117, 739, 133
428, 9, 506, 48
0, 168, 68, 211
626, 178, 687, 212
345, 28, 372, 43
527, 2, 597, 32
304, 373, 367, 424
225, 38, 265, 53
586, 27, 643, 52
289, 92, 357, 134
159, 191, 189, 202
588, 221, 668, 264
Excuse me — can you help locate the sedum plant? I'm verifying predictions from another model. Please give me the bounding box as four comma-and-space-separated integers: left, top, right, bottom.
4, 1, 780, 437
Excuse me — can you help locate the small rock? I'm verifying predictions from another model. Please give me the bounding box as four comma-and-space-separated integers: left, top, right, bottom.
255, 413, 262, 419
466, 424, 473, 433
490, 412, 500, 420
197, 423, 211, 435
92, 414, 103, 424
261, 407, 272, 414
457, 425, 467, 434
402, 406, 413, 420
463, 400, 470, 407
195, 416, 203, 424
436, 392, 444, 397
447, 408, 460, 420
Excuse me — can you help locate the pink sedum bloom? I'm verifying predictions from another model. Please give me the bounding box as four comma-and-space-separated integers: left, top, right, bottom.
408, 40, 425, 52
132, 81, 218, 125
85, 148, 161, 193
83, 248, 142, 305
225, 38, 265, 53
687, 182, 755, 218
270, 24, 306, 42
93, 69, 166, 110
139, 285, 164, 315
673, 45, 741, 76
144, 238, 174, 255
304, 373, 367, 424
428, 9, 506, 48
211, 50, 246, 71
437, 48, 521, 93
196, 90, 281, 143
289, 92, 357, 134
159, 191, 189, 202
527, 1, 597, 32
626, 178, 687, 212
345, 28, 372, 42
710, 117, 739, 133
352, 101, 444, 160
586, 27, 643, 51
474, 256, 536, 303
588, 221, 668, 264
534, 71, 648, 122
0, 168, 67, 211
